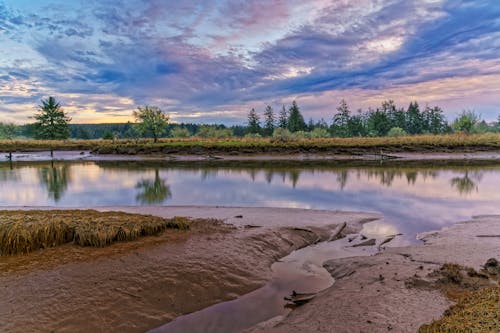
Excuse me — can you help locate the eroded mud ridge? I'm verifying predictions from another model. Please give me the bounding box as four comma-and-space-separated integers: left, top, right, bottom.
248, 215, 500, 333
0, 207, 376, 333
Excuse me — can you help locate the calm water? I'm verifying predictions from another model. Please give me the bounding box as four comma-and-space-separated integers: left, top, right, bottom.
1, 160, 499, 241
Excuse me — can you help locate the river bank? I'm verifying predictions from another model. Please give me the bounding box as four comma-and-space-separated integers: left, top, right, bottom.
1, 207, 498, 332
1, 149, 499, 163
1, 134, 499, 159
0, 206, 378, 333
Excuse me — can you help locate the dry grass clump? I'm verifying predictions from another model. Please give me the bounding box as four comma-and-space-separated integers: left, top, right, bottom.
418, 286, 499, 333
0, 210, 190, 255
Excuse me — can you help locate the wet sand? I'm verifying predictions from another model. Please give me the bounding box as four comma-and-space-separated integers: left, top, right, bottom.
0, 206, 377, 333
247, 215, 500, 333
1, 150, 499, 163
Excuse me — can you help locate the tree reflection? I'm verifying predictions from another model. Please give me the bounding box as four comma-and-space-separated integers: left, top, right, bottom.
0, 164, 17, 182
38, 162, 71, 202
135, 169, 172, 204
336, 170, 349, 190
450, 171, 483, 195
289, 170, 301, 188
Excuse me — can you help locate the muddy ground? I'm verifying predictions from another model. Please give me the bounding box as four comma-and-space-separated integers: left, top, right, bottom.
247, 215, 500, 333
1, 150, 499, 163
0, 207, 376, 333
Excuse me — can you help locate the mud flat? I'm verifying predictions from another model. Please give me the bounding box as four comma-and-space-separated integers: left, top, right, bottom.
0, 206, 377, 333
1, 150, 499, 163
247, 215, 500, 333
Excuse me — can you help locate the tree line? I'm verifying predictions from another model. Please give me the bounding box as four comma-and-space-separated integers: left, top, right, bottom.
245, 99, 499, 138
0, 97, 499, 140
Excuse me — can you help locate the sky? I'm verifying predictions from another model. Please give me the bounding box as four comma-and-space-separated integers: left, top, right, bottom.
0, 0, 499, 124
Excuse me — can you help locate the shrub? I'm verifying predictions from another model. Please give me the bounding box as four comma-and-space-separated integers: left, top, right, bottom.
387, 127, 407, 137
272, 127, 294, 141
170, 127, 191, 138
310, 127, 330, 138
196, 126, 233, 138
453, 110, 480, 134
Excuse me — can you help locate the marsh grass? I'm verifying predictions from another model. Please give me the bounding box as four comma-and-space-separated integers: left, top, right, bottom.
418, 286, 499, 333
418, 263, 500, 333
0, 210, 189, 255
0, 133, 499, 154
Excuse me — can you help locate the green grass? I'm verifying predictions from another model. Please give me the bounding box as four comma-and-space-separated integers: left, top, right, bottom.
0, 133, 499, 155
0, 210, 190, 255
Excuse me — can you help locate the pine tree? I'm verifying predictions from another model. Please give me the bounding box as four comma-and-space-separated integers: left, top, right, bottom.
262, 105, 275, 136
405, 102, 424, 134
247, 108, 261, 134
331, 99, 351, 137
422, 106, 448, 134
287, 101, 306, 132
278, 105, 288, 128
347, 110, 366, 137
382, 100, 405, 129
33, 97, 71, 140
307, 118, 315, 132
366, 108, 391, 136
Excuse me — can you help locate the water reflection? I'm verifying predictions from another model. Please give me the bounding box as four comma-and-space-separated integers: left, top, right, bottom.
0, 165, 17, 182
135, 169, 172, 204
0, 160, 498, 240
38, 163, 71, 202
450, 171, 483, 196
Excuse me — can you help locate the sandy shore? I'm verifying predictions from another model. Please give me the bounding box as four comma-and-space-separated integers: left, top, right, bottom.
1, 150, 499, 163
247, 215, 500, 333
0, 206, 377, 333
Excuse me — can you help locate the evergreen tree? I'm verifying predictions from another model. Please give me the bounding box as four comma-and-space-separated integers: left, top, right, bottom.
307, 118, 315, 132
287, 101, 306, 132
347, 111, 366, 137
422, 106, 449, 134
247, 108, 261, 134
331, 99, 351, 137
316, 118, 329, 129
405, 102, 424, 134
382, 100, 405, 129
278, 104, 288, 128
262, 105, 275, 136
366, 108, 391, 136
33, 97, 71, 140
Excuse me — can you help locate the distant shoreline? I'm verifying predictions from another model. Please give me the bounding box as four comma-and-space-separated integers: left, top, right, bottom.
0, 134, 499, 158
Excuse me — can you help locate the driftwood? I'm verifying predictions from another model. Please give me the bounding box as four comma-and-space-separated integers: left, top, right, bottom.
352, 238, 376, 247
293, 227, 314, 233
328, 222, 347, 242
244, 224, 261, 229
284, 290, 316, 305
377, 233, 403, 250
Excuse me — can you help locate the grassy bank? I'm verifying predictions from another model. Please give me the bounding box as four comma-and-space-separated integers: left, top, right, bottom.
0, 210, 190, 255
0, 133, 499, 155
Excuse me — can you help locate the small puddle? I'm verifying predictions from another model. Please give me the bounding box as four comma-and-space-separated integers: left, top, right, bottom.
150, 224, 387, 333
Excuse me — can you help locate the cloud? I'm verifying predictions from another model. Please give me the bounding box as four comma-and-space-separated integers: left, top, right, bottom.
0, 0, 499, 123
